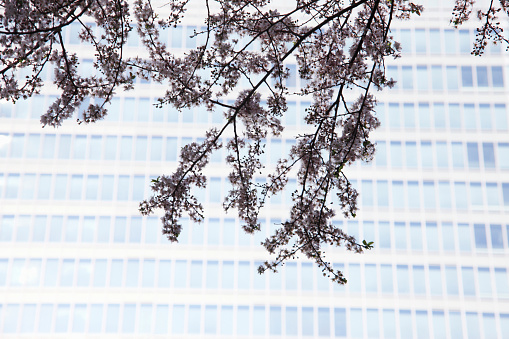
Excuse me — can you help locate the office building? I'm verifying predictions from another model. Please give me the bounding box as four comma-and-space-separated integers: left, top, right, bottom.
0, 0, 508, 337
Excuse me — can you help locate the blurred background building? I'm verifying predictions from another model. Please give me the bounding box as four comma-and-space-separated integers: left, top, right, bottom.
0, 0, 508, 337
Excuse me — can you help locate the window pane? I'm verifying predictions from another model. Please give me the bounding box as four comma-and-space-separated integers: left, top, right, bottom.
462, 266, 476, 296
461, 66, 473, 87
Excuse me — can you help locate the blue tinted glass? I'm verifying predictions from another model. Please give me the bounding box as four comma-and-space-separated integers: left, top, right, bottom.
237, 306, 249, 335
438, 181, 452, 209
72, 304, 86, 333
445, 266, 459, 295
474, 224, 488, 249
390, 142, 402, 167
461, 66, 473, 87
387, 66, 398, 90
416, 66, 428, 90
154, 305, 169, 334
451, 142, 464, 168
361, 180, 373, 206
415, 29, 426, 53
431, 65, 443, 90
121, 304, 136, 333
421, 142, 433, 167
165, 137, 178, 161
449, 311, 463, 338
129, 217, 142, 242
467, 142, 480, 168
158, 260, 171, 287
6, 173, 20, 199
446, 66, 459, 90
478, 267, 492, 297
365, 264, 377, 293
410, 223, 423, 250
350, 308, 363, 338
58, 135, 71, 159
123, 98, 135, 121
418, 103, 430, 129
436, 142, 448, 168
60, 259, 75, 287
174, 260, 187, 288
93, 259, 107, 287
494, 104, 507, 131
375, 141, 386, 166
394, 222, 407, 250
252, 306, 265, 335
220, 306, 233, 335
190, 260, 203, 289
408, 182, 420, 209
429, 265, 442, 295
55, 304, 70, 332
20, 304, 36, 332
402, 66, 413, 89
405, 142, 417, 168
455, 182, 468, 209
333, 308, 346, 336
492, 66, 504, 87
142, 259, 155, 287
367, 309, 379, 338
104, 136, 117, 160
504, 183, 509, 205
378, 221, 391, 248
399, 310, 413, 338
113, 217, 126, 243
423, 181, 436, 209
97, 216, 110, 243
116, 175, 129, 201
495, 268, 509, 297
126, 259, 139, 287
0, 215, 14, 241
444, 30, 456, 54
137, 304, 152, 333
389, 103, 401, 128
269, 306, 282, 335
459, 29, 471, 53
397, 265, 409, 293
301, 262, 313, 290
205, 261, 218, 289
392, 181, 406, 208
382, 309, 396, 338
400, 29, 412, 54
490, 225, 503, 249
403, 103, 415, 127
442, 222, 455, 251
77, 259, 91, 287
348, 264, 361, 293
462, 266, 476, 296
106, 304, 120, 333
466, 312, 481, 339
476, 66, 489, 87
101, 175, 114, 200
413, 265, 426, 295
426, 222, 439, 251
416, 311, 429, 339
203, 305, 217, 334
377, 180, 389, 207
431, 311, 446, 339
110, 259, 123, 287
172, 305, 184, 334
458, 223, 472, 251
38, 304, 53, 333
65, 216, 79, 242
433, 103, 446, 128
44, 258, 58, 286
449, 103, 461, 129
482, 143, 495, 168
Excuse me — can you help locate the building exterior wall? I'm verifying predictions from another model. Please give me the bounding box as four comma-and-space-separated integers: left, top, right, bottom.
0, 0, 508, 337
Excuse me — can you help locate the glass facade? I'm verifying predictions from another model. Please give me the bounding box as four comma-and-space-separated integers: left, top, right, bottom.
1, 0, 509, 337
